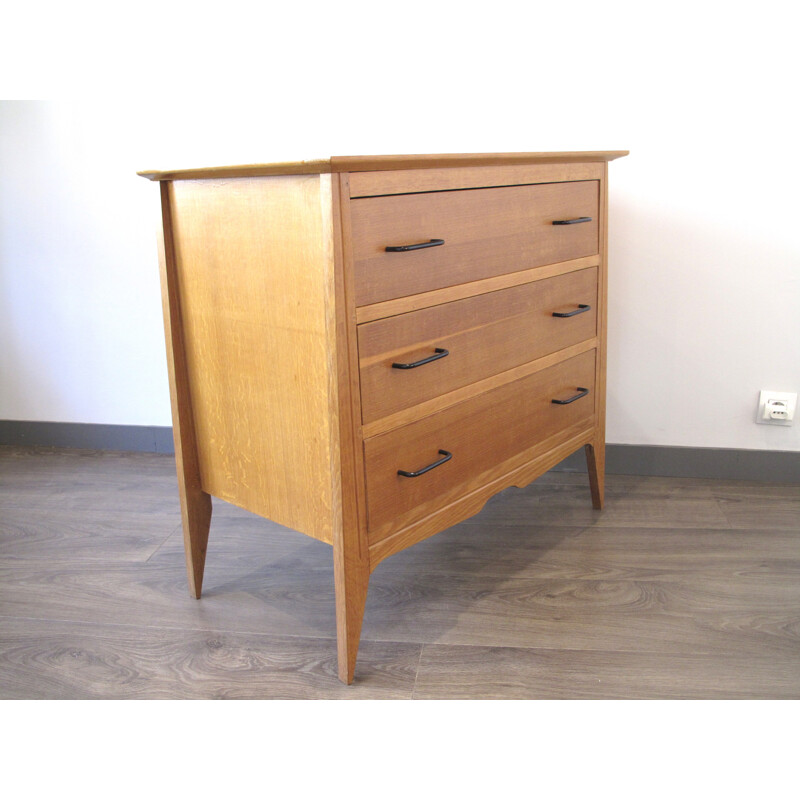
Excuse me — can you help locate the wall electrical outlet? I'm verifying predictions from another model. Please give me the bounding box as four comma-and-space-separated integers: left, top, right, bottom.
756, 390, 797, 426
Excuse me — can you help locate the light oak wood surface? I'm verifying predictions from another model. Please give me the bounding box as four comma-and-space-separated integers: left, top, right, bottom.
355, 255, 599, 324
140, 151, 626, 683
587, 161, 611, 509
348, 162, 604, 197
361, 339, 598, 439
157, 184, 212, 597
167, 175, 339, 543
330, 173, 372, 684
364, 350, 596, 537
367, 425, 596, 567
137, 151, 629, 182
351, 181, 600, 306
358, 267, 598, 424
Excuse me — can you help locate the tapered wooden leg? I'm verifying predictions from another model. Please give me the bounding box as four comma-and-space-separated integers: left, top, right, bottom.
329, 172, 372, 683
585, 440, 605, 510
179, 483, 212, 598
157, 182, 213, 598
333, 541, 370, 684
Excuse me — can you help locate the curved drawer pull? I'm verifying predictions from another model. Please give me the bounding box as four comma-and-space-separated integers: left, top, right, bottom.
552, 217, 592, 225
551, 387, 590, 405
385, 238, 445, 252
392, 348, 449, 370
397, 449, 452, 478
552, 304, 591, 318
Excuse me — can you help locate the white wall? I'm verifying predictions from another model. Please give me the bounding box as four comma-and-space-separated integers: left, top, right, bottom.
1, 1, 798, 451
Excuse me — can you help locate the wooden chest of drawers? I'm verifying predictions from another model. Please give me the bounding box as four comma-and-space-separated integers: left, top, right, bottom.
139, 151, 628, 683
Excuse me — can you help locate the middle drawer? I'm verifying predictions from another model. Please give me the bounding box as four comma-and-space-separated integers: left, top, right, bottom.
358, 266, 598, 425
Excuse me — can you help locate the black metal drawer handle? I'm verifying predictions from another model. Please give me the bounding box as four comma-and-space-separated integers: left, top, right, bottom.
552, 304, 591, 318
552, 387, 590, 405
392, 348, 449, 370
398, 450, 452, 478
385, 238, 445, 252
552, 217, 592, 225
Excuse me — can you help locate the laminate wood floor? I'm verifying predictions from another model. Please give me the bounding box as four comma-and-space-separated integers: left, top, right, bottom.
1, 445, 798, 699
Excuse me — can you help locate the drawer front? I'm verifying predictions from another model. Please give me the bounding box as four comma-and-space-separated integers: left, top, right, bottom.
358, 267, 598, 425
364, 349, 596, 539
351, 181, 598, 306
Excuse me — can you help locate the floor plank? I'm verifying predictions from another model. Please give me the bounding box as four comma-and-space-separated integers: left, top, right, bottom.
0, 507, 180, 562
376, 523, 800, 581
413, 643, 800, 699
462, 482, 733, 529
1, 445, 798, 699
0, 618, 419, 699
360, 572, 800, 657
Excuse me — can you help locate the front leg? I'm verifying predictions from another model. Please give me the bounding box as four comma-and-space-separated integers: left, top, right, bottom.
333, 538, 370, 684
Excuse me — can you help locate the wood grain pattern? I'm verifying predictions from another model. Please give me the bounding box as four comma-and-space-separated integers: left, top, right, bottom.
412, 645, 800, 700
138, 160, 334, 182
167, 175, 339, 543
332, 151, 628, 172
0, 507, 179, 561
367, 426, 595, 567
354, 255, 599, 324
330, 173, 372, 683
360, 568, 800, 657
358, 267, 598, 424
586, 159, 610, 508
361, 339, 597, 439
157, 184, 212, 597
375, 520, 800, 582
0, 618, 419, 700
351, 181, 600, 306
0, 453, 181, 516
458, 479, 735, 530
138, 151, 629, 182
1, 447, 798, 699
364, 350, 596, 538
348, 162, 604, 197
140, 152, 626, 682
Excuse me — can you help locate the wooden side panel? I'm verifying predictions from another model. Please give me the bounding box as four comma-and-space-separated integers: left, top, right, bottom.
351, 181, 599, 306
167, 175, 337, 543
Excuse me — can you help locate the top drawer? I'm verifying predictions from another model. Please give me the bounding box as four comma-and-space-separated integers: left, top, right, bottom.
351, 180, 599, 306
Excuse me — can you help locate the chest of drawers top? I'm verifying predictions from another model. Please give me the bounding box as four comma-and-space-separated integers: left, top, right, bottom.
138, 150, 628, 181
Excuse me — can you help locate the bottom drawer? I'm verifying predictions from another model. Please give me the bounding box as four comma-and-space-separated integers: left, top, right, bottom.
364, 349, 596, 540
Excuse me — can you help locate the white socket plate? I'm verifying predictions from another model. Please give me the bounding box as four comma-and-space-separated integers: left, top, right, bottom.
756, 390, 797, 426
